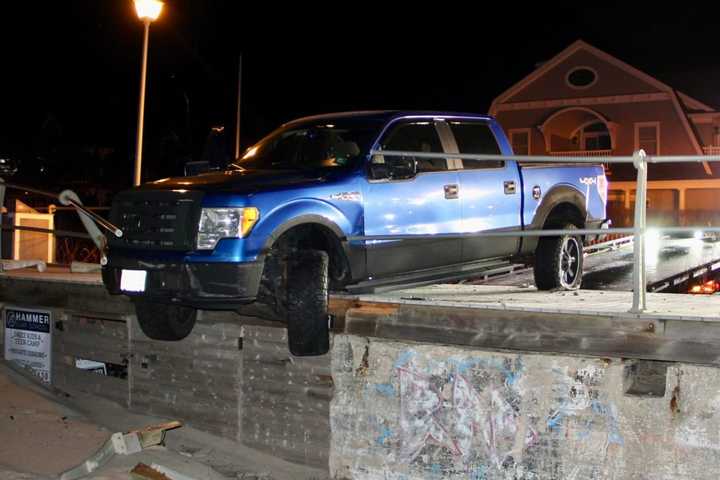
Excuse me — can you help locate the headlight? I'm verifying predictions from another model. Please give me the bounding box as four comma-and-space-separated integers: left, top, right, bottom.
197, 207, 259, 250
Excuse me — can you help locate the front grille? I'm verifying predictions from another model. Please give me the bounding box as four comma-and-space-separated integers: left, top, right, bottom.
109, 190, 204, 251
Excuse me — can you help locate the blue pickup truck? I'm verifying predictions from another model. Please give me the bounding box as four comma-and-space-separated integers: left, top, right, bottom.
102, 111, 608, 355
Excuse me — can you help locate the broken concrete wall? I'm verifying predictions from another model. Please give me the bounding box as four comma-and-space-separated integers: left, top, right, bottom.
331, 335, 720, 480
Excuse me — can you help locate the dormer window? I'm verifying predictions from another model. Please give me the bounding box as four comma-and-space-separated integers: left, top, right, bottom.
566, 67, 597, 89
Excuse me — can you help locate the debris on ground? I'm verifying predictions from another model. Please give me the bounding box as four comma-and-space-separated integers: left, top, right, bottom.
131, 463, 173, 480
60, 421, 183, 480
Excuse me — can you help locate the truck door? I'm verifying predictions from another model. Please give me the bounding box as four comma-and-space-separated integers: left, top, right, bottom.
446, 120, 522, 261
364, 120, 462, 278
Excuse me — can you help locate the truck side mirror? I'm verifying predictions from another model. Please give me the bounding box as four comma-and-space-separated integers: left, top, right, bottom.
369, 154, 389, 180
387, 155, 417, 180
369, 154, 417, 180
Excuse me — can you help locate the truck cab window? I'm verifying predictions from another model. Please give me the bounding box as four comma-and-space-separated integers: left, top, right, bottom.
237, 123, 376, 171
449, 121, 504, 169
381, 122, 446, 173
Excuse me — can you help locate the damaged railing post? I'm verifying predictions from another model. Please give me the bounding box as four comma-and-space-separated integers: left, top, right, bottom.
58, 190, 121, 266
630, 149, 648, 313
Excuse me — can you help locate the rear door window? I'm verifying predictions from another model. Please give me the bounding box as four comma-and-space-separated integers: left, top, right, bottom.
382, 122, 447, 172
448, 121, 504, 169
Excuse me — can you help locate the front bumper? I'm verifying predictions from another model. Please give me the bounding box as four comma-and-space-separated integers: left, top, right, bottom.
102, 259, 264, 307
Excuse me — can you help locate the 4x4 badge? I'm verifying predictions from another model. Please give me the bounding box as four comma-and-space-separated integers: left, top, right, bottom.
329, 192, 361, 202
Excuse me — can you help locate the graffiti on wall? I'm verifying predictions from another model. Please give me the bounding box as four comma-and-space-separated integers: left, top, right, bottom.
368, 348, 624, 478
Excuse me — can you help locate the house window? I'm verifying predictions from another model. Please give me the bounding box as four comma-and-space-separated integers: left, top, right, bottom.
509, 129, 531, 155
577, 122, 611, 151
634, 122, 660, 155
566, 67, 598, 89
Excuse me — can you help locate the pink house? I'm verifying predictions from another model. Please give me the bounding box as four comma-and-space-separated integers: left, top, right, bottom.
490, 40, 720, 227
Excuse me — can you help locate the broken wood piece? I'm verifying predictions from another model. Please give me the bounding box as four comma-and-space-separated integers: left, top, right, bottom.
132, 420, 182, 449
59, 421, 183, 480
149, 464, 201, 480
131, 463, 173, 480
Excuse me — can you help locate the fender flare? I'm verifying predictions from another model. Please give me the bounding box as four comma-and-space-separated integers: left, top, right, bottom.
262, 214, 347, 252
522, 185, 587, 254
261, 214, 364, 281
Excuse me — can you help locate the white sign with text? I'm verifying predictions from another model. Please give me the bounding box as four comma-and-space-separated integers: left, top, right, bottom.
4, 307, 52, 383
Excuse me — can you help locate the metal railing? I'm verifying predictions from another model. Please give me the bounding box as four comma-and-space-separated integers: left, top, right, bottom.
3, 150, 720, 312
0, 179, 123, 266
354, 149, 720, 313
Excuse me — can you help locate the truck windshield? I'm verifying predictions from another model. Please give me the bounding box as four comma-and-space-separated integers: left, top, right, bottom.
234, 120, 381, 171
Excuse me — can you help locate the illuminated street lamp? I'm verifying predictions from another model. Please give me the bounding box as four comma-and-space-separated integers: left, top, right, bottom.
133, 0, 164, 186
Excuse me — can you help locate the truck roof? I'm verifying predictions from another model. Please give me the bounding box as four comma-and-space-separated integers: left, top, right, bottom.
284, 110, 495, 127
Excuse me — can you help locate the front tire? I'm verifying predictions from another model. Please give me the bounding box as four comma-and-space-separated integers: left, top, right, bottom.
134, 300, 197, 341
534, 223, 584, 290
285, 250, 330, 356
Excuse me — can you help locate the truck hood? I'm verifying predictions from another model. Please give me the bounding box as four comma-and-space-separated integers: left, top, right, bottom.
137, 168, 332, 194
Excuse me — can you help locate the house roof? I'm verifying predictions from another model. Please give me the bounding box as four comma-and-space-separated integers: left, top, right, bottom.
491, 40, 713, 114
490, 40, 712, 175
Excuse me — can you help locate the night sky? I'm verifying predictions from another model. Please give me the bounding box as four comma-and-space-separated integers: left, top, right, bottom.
3, 2, 720, 189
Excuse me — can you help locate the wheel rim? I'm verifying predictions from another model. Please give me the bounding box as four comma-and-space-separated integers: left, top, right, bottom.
559, 236, 581, 288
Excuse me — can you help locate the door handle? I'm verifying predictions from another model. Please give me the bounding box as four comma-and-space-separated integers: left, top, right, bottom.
444, 184, 459, 199
504, 181, 517, 195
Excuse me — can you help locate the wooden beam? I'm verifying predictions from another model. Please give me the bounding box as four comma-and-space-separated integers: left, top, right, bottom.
343, 301, 720, 366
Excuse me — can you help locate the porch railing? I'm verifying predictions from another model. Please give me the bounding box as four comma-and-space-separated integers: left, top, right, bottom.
549, 149, 613, 157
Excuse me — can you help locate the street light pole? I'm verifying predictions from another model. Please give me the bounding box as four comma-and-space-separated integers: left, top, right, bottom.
134, 19, 151, 186
132, 0, 163, 186
234, 54, 243, 160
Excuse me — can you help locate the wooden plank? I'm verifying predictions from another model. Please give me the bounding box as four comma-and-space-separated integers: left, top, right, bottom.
343, 301, 720, 366
242, 393, 329, 416
129, 399, 238, 439
131, 384, 239, 404
0, 276, 133, 315
241, 429, 328, 468
55, 344, 129, 366
53, 363, 128, 405
132, 341, 242, 359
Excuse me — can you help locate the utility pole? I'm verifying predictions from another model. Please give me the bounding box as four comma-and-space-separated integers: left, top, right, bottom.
234, 54, 243, 160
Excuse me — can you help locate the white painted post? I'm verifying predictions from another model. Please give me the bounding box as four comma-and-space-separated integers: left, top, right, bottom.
630, 150, 648, 312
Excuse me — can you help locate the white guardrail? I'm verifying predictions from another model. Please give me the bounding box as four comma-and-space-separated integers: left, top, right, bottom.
351, 149, 720, 313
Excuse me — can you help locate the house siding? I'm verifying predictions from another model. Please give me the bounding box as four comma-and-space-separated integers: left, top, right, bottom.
507, 50, 662, 103
496, 101, 708, 180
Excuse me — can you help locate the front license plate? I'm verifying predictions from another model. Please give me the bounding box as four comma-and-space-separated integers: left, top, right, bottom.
120, 269, 147, 293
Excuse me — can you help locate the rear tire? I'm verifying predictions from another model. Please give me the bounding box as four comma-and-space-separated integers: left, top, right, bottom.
134, 300, 197, 341
285, 249, 330, 356
534, 223, 584, 290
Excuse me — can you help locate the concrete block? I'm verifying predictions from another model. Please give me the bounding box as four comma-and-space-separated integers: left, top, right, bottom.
331, 335, 720, 480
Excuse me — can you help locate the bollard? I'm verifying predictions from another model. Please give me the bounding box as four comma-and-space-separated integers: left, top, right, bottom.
630, 150, 648, 313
